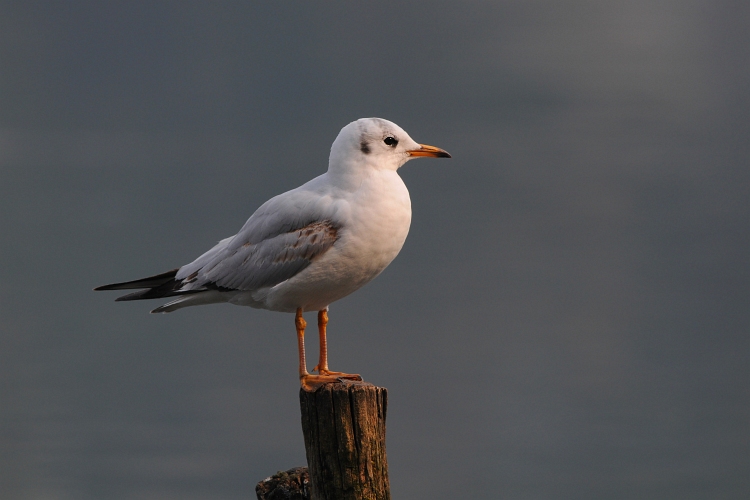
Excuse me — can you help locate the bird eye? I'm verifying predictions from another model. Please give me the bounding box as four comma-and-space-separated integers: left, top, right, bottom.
383, 136, 398, 147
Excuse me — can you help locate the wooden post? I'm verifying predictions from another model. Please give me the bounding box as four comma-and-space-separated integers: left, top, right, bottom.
256, 467, 310, 500
299, 380, 390, 500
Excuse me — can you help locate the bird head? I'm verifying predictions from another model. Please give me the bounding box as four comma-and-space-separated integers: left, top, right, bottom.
329, 118, 451, 174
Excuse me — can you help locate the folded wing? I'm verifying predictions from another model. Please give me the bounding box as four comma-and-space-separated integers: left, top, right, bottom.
95, 219, 339, 303
187, 219, 339, 292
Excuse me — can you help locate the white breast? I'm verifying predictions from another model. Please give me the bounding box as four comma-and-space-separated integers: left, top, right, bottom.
258, 170, 412, 312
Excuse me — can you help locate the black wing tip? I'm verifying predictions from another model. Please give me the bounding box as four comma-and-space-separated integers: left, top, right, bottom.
94, 283, 120, 291
93, 269, 180, 292
113, 290, 151, 302
114, 294, 138, 302
114, 288, 206, 303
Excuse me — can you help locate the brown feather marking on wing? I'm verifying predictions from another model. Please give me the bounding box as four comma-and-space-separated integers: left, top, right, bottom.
271, 220, 338, 264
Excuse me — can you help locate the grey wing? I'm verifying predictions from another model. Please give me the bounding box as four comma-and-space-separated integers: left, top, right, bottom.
198, 220, 338, 290
176, 189, 341, 292
178, 236, 234, 278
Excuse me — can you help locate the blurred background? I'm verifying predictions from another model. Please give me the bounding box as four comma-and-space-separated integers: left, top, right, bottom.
1, 1, 748, 499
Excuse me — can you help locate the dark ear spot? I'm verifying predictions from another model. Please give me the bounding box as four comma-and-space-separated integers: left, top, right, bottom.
360, 141, 371, 154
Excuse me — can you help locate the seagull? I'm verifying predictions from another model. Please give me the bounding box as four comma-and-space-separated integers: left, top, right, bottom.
95, 118, 451, 390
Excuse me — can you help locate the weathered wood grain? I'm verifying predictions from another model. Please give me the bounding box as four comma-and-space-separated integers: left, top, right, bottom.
299, 380, 390, 500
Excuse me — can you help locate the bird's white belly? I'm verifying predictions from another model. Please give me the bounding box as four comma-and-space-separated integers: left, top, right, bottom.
241, 172, 412, 312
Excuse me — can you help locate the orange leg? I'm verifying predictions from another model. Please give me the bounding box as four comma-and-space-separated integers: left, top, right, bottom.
313, 309, 361, 380
296, 308, 309, 379
297, 308, 361, 391
314, 309, 330, 373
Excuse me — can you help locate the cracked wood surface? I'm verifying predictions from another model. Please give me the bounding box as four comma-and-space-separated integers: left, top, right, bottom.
299, 381, 390, 500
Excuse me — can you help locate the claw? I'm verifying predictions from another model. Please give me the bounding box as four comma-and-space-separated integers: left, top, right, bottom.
319, 369, 361, 380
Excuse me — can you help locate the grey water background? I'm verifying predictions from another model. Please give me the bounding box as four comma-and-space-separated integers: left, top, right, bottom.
1, 2, 748, 499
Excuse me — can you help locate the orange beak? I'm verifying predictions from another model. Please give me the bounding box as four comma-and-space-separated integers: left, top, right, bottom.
407, 144, 452, 158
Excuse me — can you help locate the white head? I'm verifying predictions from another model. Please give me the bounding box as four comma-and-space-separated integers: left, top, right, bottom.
328, 118, 450, 175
